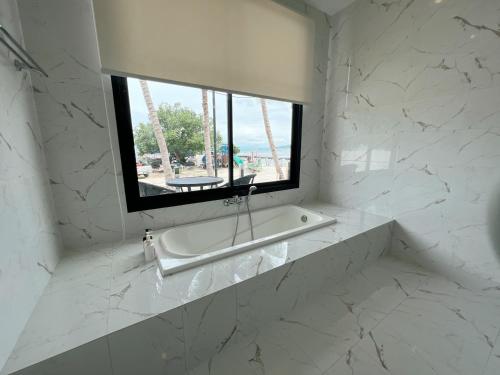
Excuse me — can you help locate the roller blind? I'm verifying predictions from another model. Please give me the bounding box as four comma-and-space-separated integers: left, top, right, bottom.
92, 0, 314, 103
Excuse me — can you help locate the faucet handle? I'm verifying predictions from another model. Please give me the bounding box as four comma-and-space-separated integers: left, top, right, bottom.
223, 196, 242, 206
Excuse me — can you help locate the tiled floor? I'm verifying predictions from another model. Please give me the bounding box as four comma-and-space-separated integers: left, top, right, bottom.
190, 257, 500, 375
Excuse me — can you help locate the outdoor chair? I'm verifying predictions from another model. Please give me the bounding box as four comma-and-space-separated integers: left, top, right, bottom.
222, 173, 256, 187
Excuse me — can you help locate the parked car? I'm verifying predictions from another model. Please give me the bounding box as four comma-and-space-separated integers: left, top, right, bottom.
148, 158, 162, 169
137, 162, 153, 178
184, 156, 196, 166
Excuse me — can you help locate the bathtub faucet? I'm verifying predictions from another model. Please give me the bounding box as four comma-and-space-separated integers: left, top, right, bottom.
223, 195, 243, 206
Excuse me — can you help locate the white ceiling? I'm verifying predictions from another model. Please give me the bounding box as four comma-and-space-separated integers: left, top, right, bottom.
305, 0, 356, 15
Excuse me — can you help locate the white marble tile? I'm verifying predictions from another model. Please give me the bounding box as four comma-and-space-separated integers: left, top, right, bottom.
43, 245, 113, 294
235, 260, 305, 341
107, 241, 179, 333
0, 1, 62, 371
483, 331, 500, 375
344, 294, 500, 375
191, 322, 326, 375
325, 262, 500, 374
5, 338, 112, 375
191, 257, 500, 375
320, 0, 500, 283
3, 203, 393, 374
107, 309, 186, 375
10, 252, 500, 375
2, 279, 110, 374
234, 223, 391, 342
107, 269, 173, 333
272, 290, 386, 373
182, 287, 237, 370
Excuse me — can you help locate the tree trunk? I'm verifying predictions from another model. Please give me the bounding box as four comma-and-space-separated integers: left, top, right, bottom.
139, 80, 174, 180
260, 98, 284, 180
202, 89, 214, 176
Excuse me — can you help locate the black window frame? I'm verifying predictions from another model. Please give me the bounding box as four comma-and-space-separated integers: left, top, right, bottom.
110, 75, 302, 212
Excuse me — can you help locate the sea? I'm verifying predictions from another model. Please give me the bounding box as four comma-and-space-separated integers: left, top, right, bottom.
236, 144, 292, 159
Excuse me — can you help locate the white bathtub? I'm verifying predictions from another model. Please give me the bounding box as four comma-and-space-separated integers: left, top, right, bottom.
155, 205, 336, 276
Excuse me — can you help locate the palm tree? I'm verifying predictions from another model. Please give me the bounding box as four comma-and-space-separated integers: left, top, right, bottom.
202, 89, 214, 176
260, 98, 284, 180
139, 80, 174, 180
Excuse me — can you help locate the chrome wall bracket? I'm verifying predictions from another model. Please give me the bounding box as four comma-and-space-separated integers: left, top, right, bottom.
0, 24, 48, 77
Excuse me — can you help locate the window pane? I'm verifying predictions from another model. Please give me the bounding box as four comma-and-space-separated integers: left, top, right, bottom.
232, 95, 293, 184
127, 78, 229, 196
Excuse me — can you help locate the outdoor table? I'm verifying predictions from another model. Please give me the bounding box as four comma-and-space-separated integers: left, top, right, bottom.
166, 176, 224, 192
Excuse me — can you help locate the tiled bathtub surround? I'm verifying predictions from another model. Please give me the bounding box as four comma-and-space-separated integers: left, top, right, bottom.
2, 204, 393, 374
16, 0, 330, 250
321, 0, 500, 283
9, 254, 500, 375
0, 0, 62, 371
190, 257, 500, 375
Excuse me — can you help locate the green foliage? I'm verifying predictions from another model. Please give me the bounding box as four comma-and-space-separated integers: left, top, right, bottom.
134, 103, 224, 162
134, 123, 158, 155
160, 103, 205, 161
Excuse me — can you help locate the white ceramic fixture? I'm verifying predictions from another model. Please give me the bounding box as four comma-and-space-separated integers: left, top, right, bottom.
156, 205, 336, 276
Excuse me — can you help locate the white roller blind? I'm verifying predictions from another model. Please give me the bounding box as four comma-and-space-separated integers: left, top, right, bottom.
92, 0, 314, 103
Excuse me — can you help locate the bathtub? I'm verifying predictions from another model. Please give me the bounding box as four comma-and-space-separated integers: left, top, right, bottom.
155, 204, 336, 276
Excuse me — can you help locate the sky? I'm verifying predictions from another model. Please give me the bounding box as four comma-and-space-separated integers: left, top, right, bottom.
127, 78, 293, 157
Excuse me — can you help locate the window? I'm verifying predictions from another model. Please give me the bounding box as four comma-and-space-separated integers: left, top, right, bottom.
111, 76, 302, 212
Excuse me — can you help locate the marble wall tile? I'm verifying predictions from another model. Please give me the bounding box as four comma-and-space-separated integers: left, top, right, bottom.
107, 309, 186, 375
320, 0, 500, 283
7, 338, 112, 375
182, 287, 238, 370
328, 284, 500, 375
3, 276, 110, 374
323, 347, 390, 375
5, 217, 392, 374
235, 260, 306, 341
104, 220, 392, 375
190, 256, 498, 375
43, 245, 113, 294
0, 0, 62, 371
182, 221, 391, 373
16, 0, 330, 250
235, 223, 391, 347
483, 332, 500, 375
188, 257, 436, 375
107, 242, 178, 333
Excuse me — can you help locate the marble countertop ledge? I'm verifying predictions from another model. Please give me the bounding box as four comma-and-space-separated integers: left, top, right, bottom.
3, 202, 393, 374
